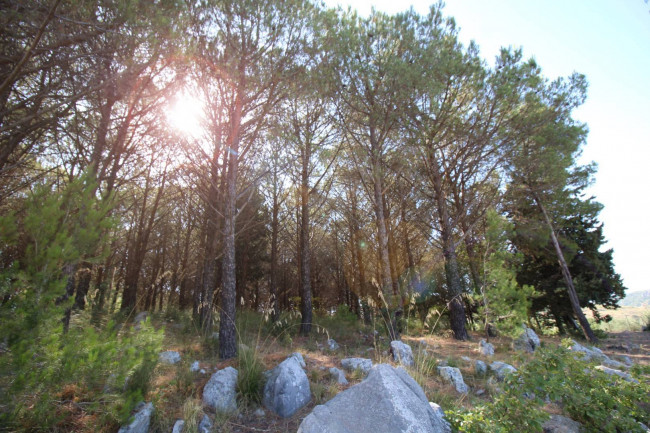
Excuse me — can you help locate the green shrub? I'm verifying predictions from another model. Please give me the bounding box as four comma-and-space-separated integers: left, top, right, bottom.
448, 345, 650, 433
236, 345, 265, 405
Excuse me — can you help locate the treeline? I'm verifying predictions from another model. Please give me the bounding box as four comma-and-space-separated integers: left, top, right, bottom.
0, 0, 625, 361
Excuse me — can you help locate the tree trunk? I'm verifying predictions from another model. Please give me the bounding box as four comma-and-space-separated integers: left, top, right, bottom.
534, 195, 597, 343
299, 143, 312, 335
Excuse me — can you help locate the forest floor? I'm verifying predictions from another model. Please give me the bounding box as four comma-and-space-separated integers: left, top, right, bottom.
133, 309, 650, 433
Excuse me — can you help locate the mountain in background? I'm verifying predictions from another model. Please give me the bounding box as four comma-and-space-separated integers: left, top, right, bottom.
620, 290, 650, 307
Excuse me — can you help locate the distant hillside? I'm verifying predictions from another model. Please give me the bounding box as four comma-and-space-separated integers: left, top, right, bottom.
620, 290, 650, 307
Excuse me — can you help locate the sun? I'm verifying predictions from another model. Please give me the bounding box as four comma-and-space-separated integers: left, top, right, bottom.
166, 92, 205, 138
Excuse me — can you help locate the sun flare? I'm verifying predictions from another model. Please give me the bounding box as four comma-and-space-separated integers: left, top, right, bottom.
166, 92, 205, 138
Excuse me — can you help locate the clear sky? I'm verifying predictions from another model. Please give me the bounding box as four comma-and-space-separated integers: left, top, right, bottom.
324, 0, 650, 293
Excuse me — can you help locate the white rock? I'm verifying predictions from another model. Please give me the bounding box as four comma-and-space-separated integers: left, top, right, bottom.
327, 339, 340, 350
512, 325, 541, 353
172, 419, 185, 433
390, 341, 415, 367
198, 414, 212, 433
474, 360, 487, 376
118, 402, 154, 433
159, 351, 181, 365
298, 364, 451, 433
437, 366, 469, 394
489, 361, 517, 381
329, 367, 349, 385
478, 339, 494, 356
263, 355, 311, 418
202, 367, 238, 413
568, 340, 608, 362
190, 361, 200, 372
254, 408, 265, 417
594, 365, 639, 383
341, 358, 373, 375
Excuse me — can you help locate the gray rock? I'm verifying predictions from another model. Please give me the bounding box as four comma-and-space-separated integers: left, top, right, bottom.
429, 402, 451, 432
327, 339, 340, 350
341, 358, 373, 375
254, 408, 265, 417
263, 355, 311, 417
198, 414, 212, 433
290, 352, 306, 368
594, 365, 639, 383
542, 414, 582, 433
602, 358, 628, 370
202, 366, 238, 413
617, 355, 634, 367
172, 419, 184, 433
512, 325, 541, 353
118, 402, 154, 433
190, 361, 200, 372
134, 311, 149, 324
329, 367, 349, 385
159, 351, 181, 365
390, 341, 415, 367
474, 360, 488, 376
478, 339, 494, 356
297, 364, 451, 433
461, 356, 472, 363
568, 340, 608, 362
490, 361, 517, 381
437, 366, 469, 394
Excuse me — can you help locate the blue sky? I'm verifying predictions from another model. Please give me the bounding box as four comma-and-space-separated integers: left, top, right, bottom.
325, 0, 650, 293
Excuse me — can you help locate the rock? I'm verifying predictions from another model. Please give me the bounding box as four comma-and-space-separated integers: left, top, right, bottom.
118, 402, 154, 433
437, 366, 469, 394
202, 366, 238, 413
198, 414, 212, 433
254, 408, 265, 417
290, 352, 306, 368
159, 351, 181, 365
297, 364, 451, 433
429, 402, 452, 432
542, 414, 582, 433
602, 358, 628, 370
474, 360, 487, 376
567, 340, 608, 362
478, 339, 494, 356
327, 339, 340, 350
512, 325, 541, 353
390, 341, 415, 367
341, 357, 373, 375
461, 356, 472, 362
489, 361, 517, 381
172, 419, 185, 433
594, 365, 639, 383
190, 361, 200, 372
133, 311, 149, 324
200, 368, 206, 374
329, 367, 349, 385
263, 355, 311, 417
618, 355, 634, 367
475, 388, 485, 396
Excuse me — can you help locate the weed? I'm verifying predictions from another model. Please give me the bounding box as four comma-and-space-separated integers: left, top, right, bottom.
236, 344, 265, 405
181, 398, 203, 433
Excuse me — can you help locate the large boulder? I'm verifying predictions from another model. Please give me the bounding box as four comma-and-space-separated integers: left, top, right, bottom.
512, 325, 541, 353
341, 358, 373, 375
437, 366, 468, 394
159, 351, 181, 365
490, 361, 517, 381
202, 366, 238, 413
118, 402, 154, 433
263, 355, 311, 417
297, 364, 451, 433
542, 414, 583, 433
390, 341, 415, 367
478, 339, 494, 356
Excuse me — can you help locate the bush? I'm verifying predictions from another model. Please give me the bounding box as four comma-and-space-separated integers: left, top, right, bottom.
448, 345, 650, 433
236, 345, 265, 405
